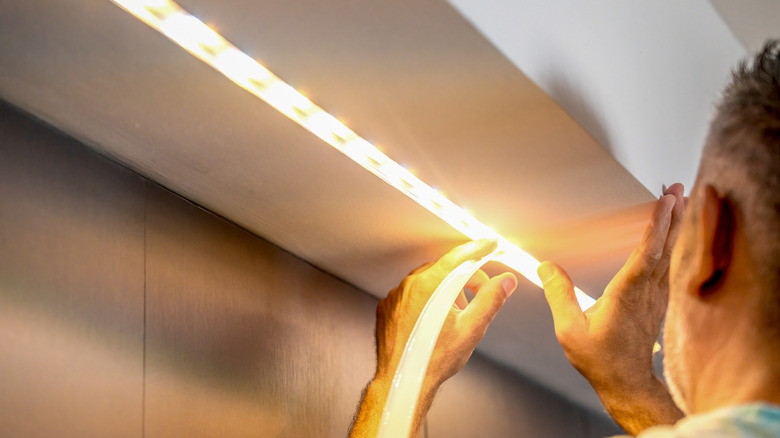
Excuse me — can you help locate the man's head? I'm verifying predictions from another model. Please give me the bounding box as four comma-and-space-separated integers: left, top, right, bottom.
664, 40, 780, 414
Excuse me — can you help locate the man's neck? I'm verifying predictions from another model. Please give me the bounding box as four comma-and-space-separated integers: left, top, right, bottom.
690, 318, 780, 413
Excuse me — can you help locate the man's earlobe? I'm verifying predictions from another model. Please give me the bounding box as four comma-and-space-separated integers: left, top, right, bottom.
695, 185, 736, 295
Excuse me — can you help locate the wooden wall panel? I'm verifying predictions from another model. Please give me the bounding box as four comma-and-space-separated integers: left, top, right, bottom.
0, 102, 145, 437
0, 99, 621, 438
143, 181, 622, 438
143, 184, 379, 437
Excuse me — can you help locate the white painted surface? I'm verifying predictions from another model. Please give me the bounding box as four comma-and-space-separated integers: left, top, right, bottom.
448, 0, 746, 194
710, 0, 780, 53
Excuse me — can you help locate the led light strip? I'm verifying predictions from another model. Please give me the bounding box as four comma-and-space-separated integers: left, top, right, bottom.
111, 0, 597, 311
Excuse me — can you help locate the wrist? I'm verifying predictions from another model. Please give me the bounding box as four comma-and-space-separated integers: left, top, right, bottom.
597, 374, 683, 435
369, 374, 442, 409
349, 377, 392, 438
366, 375, 392, 403
591, 366, 658, 398
362, 373, 440, 437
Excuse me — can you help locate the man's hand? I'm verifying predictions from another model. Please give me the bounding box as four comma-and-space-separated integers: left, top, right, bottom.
538, 184, 686, 435
375, 239, 518, 388
350, 239, 517, 438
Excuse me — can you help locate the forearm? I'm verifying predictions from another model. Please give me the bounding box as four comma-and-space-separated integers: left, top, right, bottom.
596, 376, 684, 436
349, 378, 387, 438
349, 377, 438, 438
351, 241, 512, 437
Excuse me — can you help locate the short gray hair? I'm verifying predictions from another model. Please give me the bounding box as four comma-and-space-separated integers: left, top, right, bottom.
703, 39, 779, 335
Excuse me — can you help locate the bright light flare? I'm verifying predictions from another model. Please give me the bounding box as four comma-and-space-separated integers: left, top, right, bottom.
111, 0, 600, 312
213, 49, 272, 87
160, 13, 222, 50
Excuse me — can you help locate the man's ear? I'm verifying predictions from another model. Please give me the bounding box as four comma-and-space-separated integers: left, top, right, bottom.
690, 185, 736, 295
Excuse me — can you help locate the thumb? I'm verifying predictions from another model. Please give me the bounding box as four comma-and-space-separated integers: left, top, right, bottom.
462, 272, 517, 333
538, 262, 584, 335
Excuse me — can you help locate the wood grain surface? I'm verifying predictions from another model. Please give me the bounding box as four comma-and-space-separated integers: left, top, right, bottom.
0, 101, 146, 437
0, 101, 620, 437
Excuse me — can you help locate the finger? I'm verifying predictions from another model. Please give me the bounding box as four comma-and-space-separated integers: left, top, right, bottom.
626, 194, 676, 280
456, 270, 489, 309
428, 239, 498, 280
409, 262, 434, 276
653, 185, 685, 282
538, 262, 584, 337
455, 291, 469, 310
465, 270, 489, 292
658, 269, 671, 306
453, 270, 489, 310
663, 182, 684, 199
462, 272, 517, 333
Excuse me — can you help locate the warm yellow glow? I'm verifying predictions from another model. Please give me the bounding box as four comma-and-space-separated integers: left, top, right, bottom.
160, 13, 221, 50
213, 49, 272, 87
111, 0, 599, 312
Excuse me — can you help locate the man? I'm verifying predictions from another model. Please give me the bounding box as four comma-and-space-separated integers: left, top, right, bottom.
350, 40, 780, 437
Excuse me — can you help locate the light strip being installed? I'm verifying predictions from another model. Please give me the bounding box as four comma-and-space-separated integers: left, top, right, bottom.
111, 0, 597, 311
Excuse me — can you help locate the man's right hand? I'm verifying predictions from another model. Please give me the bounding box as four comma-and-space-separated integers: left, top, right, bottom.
538, 183, 686, 435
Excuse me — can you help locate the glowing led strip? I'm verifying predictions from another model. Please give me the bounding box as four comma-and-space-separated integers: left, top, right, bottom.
111, 0, 597, 311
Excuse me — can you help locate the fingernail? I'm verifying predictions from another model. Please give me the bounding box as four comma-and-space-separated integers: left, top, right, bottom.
501, 276, 517, 297
537, 263, 555, 283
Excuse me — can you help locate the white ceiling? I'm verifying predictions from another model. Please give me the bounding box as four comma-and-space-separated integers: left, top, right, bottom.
710, 0, 780, 54
449, 0, 748, 194
0, 0, 774, 414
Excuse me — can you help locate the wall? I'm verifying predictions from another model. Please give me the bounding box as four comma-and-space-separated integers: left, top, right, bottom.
0, 100, 621, 437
